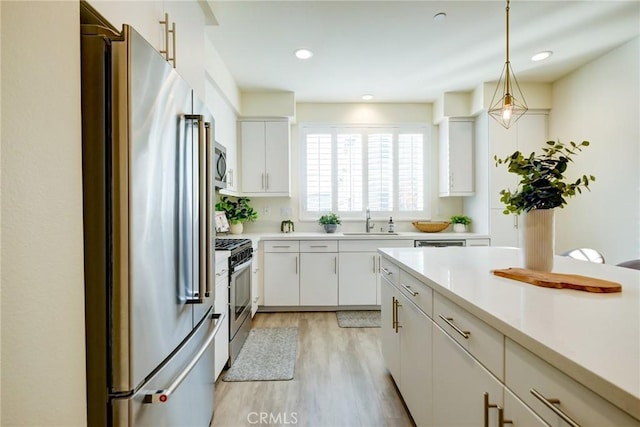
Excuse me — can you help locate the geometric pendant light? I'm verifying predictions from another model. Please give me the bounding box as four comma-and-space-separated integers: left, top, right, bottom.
488, 0, 528, 129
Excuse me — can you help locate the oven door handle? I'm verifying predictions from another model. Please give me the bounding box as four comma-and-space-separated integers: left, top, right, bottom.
231, 259, 252, 274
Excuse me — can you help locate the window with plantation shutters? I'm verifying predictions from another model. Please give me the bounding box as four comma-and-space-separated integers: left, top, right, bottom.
301, 125, 429, 220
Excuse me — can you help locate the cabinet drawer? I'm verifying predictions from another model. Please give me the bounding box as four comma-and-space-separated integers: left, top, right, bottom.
398, 270, 433, 318
300, 240, 338, 252
505, 338, 640, 427
339, 239, 414, 252
434, 292, 504, 380
466, 238, 491, 247
379, 256, 400, 287
263, 240, 299, 252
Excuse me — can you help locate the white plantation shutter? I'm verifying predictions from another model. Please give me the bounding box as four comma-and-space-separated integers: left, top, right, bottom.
336, 133, 363, 211
398, 133, 424, 211
301, 125, 429, 219
305, 133, 332, 212
368, 133, 393, 211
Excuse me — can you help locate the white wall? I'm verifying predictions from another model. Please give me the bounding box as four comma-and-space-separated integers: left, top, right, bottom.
550, 37, 640, 264
243, 102, 464, 233
1, 1, 87, 425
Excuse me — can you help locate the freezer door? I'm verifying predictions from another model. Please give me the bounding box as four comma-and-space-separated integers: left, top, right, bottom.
124, 310, 221, 426
125, 26, 195, 390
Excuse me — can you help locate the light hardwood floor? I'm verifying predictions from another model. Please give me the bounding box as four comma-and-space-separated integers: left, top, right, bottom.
212, 312, 415, 427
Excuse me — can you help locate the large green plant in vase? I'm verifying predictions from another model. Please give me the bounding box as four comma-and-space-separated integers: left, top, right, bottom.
495, 140, 595, 271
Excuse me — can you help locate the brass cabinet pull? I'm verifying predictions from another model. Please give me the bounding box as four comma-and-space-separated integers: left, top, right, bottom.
391, 296, 396, 329
530, 388, 580, 427
159, 13, 176, 68
497, 407, 513, 427
438, 314, 470, 339
484, 392, 498, 427
394, 298, 402, 333
484, 393, 512, 427
400, 282, 418, 297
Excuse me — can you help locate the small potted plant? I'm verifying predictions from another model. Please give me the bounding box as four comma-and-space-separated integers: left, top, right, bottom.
215, 195, 258, 234
318, 212, 341, 233
450, 215, 472, 232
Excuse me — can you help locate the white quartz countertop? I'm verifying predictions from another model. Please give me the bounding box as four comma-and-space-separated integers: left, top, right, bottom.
378, 246, 640, 420
217, 231, 489, 241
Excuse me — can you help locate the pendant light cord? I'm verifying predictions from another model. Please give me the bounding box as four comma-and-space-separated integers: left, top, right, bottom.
505, 0, 511, 95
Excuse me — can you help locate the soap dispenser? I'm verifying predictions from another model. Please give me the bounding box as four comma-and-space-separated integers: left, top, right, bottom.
388, 217, 395, 233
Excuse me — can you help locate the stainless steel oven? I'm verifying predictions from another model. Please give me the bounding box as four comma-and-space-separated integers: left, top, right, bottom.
215, 238, 253, 366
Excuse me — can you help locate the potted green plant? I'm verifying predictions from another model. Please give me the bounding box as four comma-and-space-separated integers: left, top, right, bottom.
318, 212, 341, 233
215, 195, 258, 234
495, 139, 595, 271
450, 215, 472, 232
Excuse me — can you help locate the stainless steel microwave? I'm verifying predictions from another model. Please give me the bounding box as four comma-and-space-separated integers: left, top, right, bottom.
214, 141, 227, 189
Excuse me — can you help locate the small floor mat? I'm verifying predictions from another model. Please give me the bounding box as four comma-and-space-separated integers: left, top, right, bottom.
336, 310, 381, 328
222, 327, 298, 382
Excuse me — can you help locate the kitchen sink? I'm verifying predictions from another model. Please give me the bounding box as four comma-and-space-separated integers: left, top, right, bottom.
342, 232, 398, 235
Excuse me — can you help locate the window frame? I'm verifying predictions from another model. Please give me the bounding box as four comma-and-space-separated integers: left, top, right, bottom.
299, 123, 431, 221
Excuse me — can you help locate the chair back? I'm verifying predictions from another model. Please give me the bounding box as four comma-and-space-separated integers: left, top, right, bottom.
561, 248, 605, 264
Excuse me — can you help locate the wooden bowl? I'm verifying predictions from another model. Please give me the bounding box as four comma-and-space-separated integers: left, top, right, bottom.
412, 221, 450, 233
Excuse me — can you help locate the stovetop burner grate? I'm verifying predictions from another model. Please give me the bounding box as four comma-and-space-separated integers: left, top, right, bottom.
215, 238, 252, 252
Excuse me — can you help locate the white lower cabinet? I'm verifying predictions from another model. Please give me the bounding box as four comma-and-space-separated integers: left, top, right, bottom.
214, 257, 229, 380
381, 277, 401, 382
263, 251, 299, 306
338, 252, 379, 305
381, 275, 432, 427
300, 252, 338, 305
339, 239, 414, 306
433, 322, 503, 427
251, 245, 261, 317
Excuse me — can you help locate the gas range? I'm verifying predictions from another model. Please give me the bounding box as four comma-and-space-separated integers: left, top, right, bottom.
215, 238, 253, 271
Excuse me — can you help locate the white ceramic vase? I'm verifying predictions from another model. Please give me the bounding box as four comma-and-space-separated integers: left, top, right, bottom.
520, 209, 555, 272
453, 223, 466, 233
229, 222, 243, 235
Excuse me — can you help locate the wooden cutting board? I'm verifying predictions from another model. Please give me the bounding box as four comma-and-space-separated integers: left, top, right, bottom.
492, 268, 622, 293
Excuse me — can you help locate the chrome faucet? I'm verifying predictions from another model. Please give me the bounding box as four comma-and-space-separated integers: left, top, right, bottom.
365, 208, 374, 233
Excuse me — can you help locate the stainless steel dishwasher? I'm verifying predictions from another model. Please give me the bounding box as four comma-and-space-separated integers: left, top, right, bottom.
414, 239, 466, 247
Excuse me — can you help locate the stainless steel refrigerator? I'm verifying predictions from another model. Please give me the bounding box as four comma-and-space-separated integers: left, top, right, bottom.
81, 21, 222, 426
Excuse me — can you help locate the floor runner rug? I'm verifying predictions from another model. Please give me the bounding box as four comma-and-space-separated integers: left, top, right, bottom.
222, 327, 298, 381
336, 310, 381, 328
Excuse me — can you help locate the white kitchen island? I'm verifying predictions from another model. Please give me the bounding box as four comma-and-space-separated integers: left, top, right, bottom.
379, 246, 640, 427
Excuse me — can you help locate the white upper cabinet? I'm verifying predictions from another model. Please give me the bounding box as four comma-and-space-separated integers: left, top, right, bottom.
88, 1, 206, 97
240, 120, 291, 196
439, 118, 475, 196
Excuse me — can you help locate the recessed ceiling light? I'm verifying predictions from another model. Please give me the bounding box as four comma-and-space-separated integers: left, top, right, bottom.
361, 94, 374, 101
294, 48, 313, 60
531, 51, 553, 62
433, 12, 447, 22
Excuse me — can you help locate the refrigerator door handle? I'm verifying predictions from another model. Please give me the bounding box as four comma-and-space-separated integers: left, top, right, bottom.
185, 114, 206, 304
204, 122, 212, 298
142, 310, 225, 404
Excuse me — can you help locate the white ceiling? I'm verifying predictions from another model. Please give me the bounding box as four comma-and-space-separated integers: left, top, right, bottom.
205, 1, 640, 103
